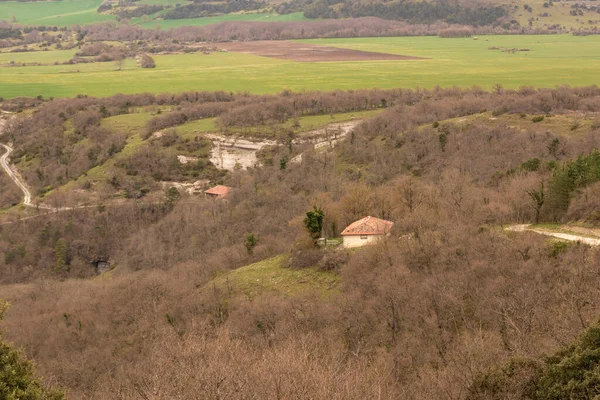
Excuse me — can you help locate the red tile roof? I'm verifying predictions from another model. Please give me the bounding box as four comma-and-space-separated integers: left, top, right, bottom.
341, 216, 394, 236
205, 185, 231, 197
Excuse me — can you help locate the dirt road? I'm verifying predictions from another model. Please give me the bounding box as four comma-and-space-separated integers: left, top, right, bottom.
1, 143, 33, 206
506, 224, 600, 246
0, 116, 57, 211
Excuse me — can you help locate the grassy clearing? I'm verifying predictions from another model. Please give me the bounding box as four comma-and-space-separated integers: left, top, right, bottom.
211, 255, 339, 298
71, 133, 144, 186
220, 109, 383, 138
428, 111, 599, 137
1, 35, 599, 99
283, 110, 381, 131
175, 118, 218, 138
0, 0, 114, 26
100, 112, 155, 136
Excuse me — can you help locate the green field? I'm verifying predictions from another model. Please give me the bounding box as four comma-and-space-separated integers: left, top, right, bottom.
0, 49, 76, 65
0, 0, 304, 28
0, 35, 599, 99
0, 0, 114, 26
132, 12, 307, 29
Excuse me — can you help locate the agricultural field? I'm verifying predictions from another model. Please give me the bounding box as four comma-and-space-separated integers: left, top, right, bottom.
0, 35, 599, 99
0, 0, 305, 28
0, 0, 596, 31
132, 12, 307, 29
0, 0, 114, 26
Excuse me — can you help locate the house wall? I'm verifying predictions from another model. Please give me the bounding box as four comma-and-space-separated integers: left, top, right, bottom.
342, 234, 384, 249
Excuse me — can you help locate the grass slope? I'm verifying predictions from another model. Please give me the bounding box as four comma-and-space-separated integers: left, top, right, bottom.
210, 255, 339, 298
0, 35, 599, 99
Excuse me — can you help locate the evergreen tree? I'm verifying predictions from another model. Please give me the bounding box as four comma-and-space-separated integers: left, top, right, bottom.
0, 302, 64, 400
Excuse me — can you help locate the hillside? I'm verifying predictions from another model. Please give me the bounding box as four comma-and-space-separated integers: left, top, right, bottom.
0, 0, 597, 32
1, 87, 600, 398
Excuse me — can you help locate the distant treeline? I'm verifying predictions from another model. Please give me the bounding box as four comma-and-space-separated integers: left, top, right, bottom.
0, 28, 22, 40
158, 0, 507, 26
82, 18, 531, 43
301, 0, 508, 26
115, 4, 166, 19
163, 0, 265, 19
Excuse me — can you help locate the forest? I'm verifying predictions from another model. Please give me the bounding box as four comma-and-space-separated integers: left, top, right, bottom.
2, 86, 600, 398
158, 0, 508, 27
300, 0, 507, 26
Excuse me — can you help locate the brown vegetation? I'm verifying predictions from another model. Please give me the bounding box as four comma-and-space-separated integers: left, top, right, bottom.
2, 86, 600, 398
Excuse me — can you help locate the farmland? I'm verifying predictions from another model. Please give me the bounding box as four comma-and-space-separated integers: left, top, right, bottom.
0, 0, 114, 26
0, 0, 305, 28
0, 35, 599, 99
132, 12, 307, 29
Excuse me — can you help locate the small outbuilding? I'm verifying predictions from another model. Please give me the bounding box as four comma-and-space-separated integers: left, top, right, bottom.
204, 185, 231, 199
341, 216, 394, 249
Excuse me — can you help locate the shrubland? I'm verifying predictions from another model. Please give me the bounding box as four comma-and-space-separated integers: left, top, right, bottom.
2, 86, 600, 398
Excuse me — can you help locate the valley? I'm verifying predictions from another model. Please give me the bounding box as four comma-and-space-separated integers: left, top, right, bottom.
2, 2, 600, 399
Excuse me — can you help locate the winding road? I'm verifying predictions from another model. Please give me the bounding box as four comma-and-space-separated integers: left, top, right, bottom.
1, 143, 33, 207
0, 115, 57, 211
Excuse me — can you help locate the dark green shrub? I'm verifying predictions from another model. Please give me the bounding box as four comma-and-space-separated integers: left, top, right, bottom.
532, 115, 545, 123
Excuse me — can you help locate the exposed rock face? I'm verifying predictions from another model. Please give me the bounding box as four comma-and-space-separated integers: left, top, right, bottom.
91, 258, 112, 274
207, 134, 276, 171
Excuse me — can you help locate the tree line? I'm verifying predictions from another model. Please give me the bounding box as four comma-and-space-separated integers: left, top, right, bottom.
301, 0, 507, 27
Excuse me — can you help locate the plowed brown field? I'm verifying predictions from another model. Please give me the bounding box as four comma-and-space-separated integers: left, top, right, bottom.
218, 41, 427, 62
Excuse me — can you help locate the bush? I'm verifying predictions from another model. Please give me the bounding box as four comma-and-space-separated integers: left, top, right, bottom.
521, 157, 541, 172
532, 115, 545, 123
140, 53, 156, 69
288, 249, 324, 269
317, 250, 348, 271
492, 107, 507, 116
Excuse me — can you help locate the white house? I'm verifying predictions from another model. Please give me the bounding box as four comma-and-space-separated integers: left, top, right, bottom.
341, 216, 394, 249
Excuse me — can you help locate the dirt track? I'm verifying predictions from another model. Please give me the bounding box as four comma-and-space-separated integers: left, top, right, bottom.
218, 41, 427, 62
0, 115, 64, 212
506, 224, 600, 246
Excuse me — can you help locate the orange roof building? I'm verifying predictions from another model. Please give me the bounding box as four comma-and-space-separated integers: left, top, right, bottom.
341, 216, 394, 248
204, 185, 232, 199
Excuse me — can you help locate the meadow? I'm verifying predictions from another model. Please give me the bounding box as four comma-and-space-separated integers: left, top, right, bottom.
0, 0, 113, 26
0, 35, 599, 99
0, 0, 305, 28
132, 12, 307, 29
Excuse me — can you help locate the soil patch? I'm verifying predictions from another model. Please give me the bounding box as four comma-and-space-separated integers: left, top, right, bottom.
218, 41, 427, 62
